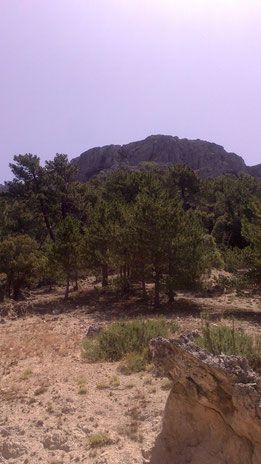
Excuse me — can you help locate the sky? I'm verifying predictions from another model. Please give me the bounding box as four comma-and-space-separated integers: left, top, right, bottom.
0, 0, 260, 182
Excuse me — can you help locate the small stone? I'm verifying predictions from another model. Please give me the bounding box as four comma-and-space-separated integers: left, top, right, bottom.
85, 323, 102, 337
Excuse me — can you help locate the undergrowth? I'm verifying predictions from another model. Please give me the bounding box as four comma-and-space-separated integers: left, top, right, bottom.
88, 432, 112, 448
82, 318, 178, 371
197, 319, 261, 374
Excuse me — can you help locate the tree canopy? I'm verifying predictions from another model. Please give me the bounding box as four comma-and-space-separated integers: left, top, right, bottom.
0, 155, 260, 303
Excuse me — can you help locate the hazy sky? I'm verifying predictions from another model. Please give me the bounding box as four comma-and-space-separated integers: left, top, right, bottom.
0, 0, 260, 182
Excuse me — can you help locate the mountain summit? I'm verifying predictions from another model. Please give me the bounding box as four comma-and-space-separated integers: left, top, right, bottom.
72, 135, 260, 180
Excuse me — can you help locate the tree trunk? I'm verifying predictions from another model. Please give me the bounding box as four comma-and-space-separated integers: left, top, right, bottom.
40, 199, 55, 242
102, 264, 108, 287
64, 275, 70, 300
141, 278, 147, 300
12, 281, 22, 300
7, 278, 12, 299
168, 259, 175, 304
141, 265, 147, 299
44, 213, 55, 242
123, 264, 127, 281
168, 287, 175, 304
74, 270, 79, 291
154, 269, 160, 308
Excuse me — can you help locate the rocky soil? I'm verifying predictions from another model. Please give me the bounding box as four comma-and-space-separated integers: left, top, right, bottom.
0, 312, 169, 464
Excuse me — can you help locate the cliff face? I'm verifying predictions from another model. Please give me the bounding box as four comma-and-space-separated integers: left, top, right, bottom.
247, 164, 261, 178
72, 135, 260, 180
149, 336, 261, 464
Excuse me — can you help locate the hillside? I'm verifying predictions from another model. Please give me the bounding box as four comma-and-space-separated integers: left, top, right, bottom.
0, 281, 260, 464
72, 135, 260, 180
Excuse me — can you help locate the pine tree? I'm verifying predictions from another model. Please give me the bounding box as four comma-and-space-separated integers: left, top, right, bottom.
51, 216, 83, 299
0, 235, 46, 299
7, 154, 55, 242
242, 201, 261, 281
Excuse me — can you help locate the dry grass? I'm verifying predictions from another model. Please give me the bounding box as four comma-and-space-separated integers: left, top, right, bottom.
161, 379, 173, 391
77, 376, 88, 395
20, 368, 33, 380
87, 432, 112, 448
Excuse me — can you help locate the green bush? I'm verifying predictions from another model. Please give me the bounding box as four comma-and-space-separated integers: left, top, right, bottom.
81, 338, 103, 363
110, 276, 132, 294
88, 432, 112, 448
197, 320, 261, 373
119, 351, 148, 374
213, 274, 250, 294
82, 318, 178, 364
222, 247, 251, 273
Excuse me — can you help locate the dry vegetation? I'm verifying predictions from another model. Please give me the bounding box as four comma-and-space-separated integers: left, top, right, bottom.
0, 279, 260, 463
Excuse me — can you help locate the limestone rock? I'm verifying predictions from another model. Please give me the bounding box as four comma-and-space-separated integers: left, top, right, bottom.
149, 336, 261, 464
72, 135, 261, 180
42, 432, 70, 452
85, 322, 103, 337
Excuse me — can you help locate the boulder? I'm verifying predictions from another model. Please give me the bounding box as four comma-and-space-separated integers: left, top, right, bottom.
85, 322, 103, 337
149, 336, 261, 464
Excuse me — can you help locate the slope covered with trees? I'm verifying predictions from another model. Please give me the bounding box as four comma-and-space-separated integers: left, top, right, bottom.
0, 154, 260, 304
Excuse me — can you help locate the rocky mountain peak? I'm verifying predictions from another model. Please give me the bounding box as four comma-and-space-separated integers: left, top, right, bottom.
72, 134, 260, 180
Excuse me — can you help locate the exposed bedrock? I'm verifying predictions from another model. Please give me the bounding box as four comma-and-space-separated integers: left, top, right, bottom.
149, 336, 261, 464
72, 135, 261, 180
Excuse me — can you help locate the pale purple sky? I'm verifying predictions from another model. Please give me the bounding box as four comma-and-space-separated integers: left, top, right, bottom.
0, 0, 260, 182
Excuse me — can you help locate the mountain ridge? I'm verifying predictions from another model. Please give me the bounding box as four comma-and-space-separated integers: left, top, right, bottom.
72, 134, 260, 180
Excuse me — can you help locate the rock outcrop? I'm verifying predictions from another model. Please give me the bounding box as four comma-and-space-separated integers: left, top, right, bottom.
247, 164, 261, 178
149, 336, 261, 464
72, 135, 260, 180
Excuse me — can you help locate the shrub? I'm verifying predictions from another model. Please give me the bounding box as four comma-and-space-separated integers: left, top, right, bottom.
213, 274, 250, 294
88, 432, 112, 448
82, 318, 177, 367
119, 351, 148, 374
96, 381, 108, 390
223, 247, 251, 273
197, 320, 261, 373
20, 368, 33, 380
77, 376, 88, 395
109, 375, 120, 387
111, 276, 132, 294
81, 338, 103, 363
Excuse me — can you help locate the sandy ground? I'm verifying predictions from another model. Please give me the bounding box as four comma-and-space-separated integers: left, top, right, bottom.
0, 311, 170, 464
0, 283, 260, 464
